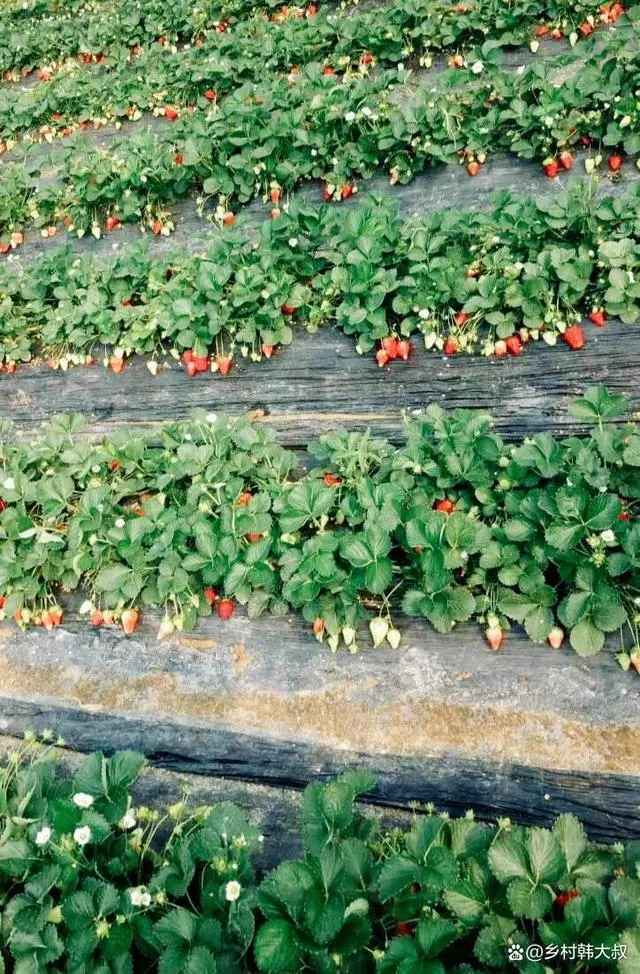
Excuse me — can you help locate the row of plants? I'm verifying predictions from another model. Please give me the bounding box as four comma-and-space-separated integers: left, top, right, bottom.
1, 737, 639, 973
0, 0, 288, 77
0, 0, 617, 146
1, 183, 639, 372
0, 0, 615, 81
1, 7, 637, 247
0, 386, 639, 668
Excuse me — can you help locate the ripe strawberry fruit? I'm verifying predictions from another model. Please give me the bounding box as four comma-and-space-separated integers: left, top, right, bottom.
281, 303, 296, 315
110, 356, 125, 373
204, 588, 218, 605
164, 107, 179, 121
543, 159, 559, 178
237, 492, 253, 506
506, 335, 522, 356
563, 325, 585, 349
434, 499, 455, 514
151, 221, 163, 235
467, 161, 481, 176
485, 626, 504, 651
494, 340, 507, 356
608, 153, 623, 171
217, 355, 232, 375
579, 21, 594, 34
323, 473, 342, 486
121, 608, 140, 634
261, 343, 275, 358
382, 336, 399, 359
204, 89, 217, 101
222, 212, 235, 226
554, 890, 579, 910
194, 354, 209, 372
396, 339, 411, 360
454, 311, 469, 327
90, 609, 104, 626
559, 151, 574, 170
313, 617, 324, 635
444, 338, 459, 355
105, 215, 120, 231
588, 310, 606, 326
271, 207, 281, 220
341, 185, 354, 199
217, 598, 235, 620
376, 348, 389, 367
395, 923, 413, 937
270, 186, 281, 203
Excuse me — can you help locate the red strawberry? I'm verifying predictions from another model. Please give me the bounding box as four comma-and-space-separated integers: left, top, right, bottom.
588, 310, 606, 327
110, 356, 125, 373
49, 607, 63, 627
217, 355, 232, 375
164, 106, 179, 121
559, 151, 574, 170
204, 89, 217, 101
435, 499, 455, 514
194, 354, 209, 372
619, 510, 630, 521
563, 325, 585, 349
184, 359, 197, 377
270, 187, 281, 203
395, 923, 413, 937
382, 336, 399, 359
543, 159, 559, 178
322, 65, 335, 75
579, 21, 594, 34
261, 343, 275, 358
121, 608, 140, 634
396, 339, 412, 360
313, 617, 324, 634
173, 153, 183, 166
222, 212, 235, 226
494, 340, 507, 357
151, 221, 163, 235
554, 890, 580, 910
105, 215, 120, 231
454, 311, 469, 327
608, 153, 623, 171
341, 184, 354, 199
506, 335, 522, 356
376, 348, 389, 367
236, 492, 253, 506
322, 184, 334, 201
467, 161, 481, 176
108, 459, 120, 472
217, 598, 235, 620
0, 595, 5, 608
550, 27, 563, 38
360, 52, 374, 65
323, 473, 342, 486
281, 303, 296, 315
444, 338, 459, 355
246, 532, 263, 543
535, 24, 549, 35
204, 588, 218, 605
485, 627, 503, 651
183, 349, 194, 364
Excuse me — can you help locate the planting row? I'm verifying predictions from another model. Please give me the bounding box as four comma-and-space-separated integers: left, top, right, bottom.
1, 7, 637, 247
1, 738, 639, 973
0, 0, 620, 145
0, 0, 290, 77
0, 386, 639, 668
1, 184, 639, 372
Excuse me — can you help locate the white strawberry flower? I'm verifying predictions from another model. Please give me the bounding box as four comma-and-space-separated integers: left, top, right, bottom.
73, 826, 92, 847
35, 826, 51, 846
471, 60, 484, 74
73, 792, 94, 809
114, 518, 125, 528
130, 886, 151, 907
225, 880, 242, 902
600, 529, 616, 545
119, 811, 137, 830
2, 477, 15, 491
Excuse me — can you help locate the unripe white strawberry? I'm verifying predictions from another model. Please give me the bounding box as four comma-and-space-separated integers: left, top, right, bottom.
387, 628, 401, 649
342, 625, 356, 646
157, 616, 175, 640
369, 617, 389, 647
548, 626, 565, 649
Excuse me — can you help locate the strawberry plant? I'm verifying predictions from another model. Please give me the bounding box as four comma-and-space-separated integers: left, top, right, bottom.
1, 735, 639, 973
0, 388, 639, 669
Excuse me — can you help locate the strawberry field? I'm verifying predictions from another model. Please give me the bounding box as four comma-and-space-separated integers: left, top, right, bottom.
1, 0, 640, 969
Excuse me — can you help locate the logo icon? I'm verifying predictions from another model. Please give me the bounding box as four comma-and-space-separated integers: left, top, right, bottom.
507, 944, 524, 962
